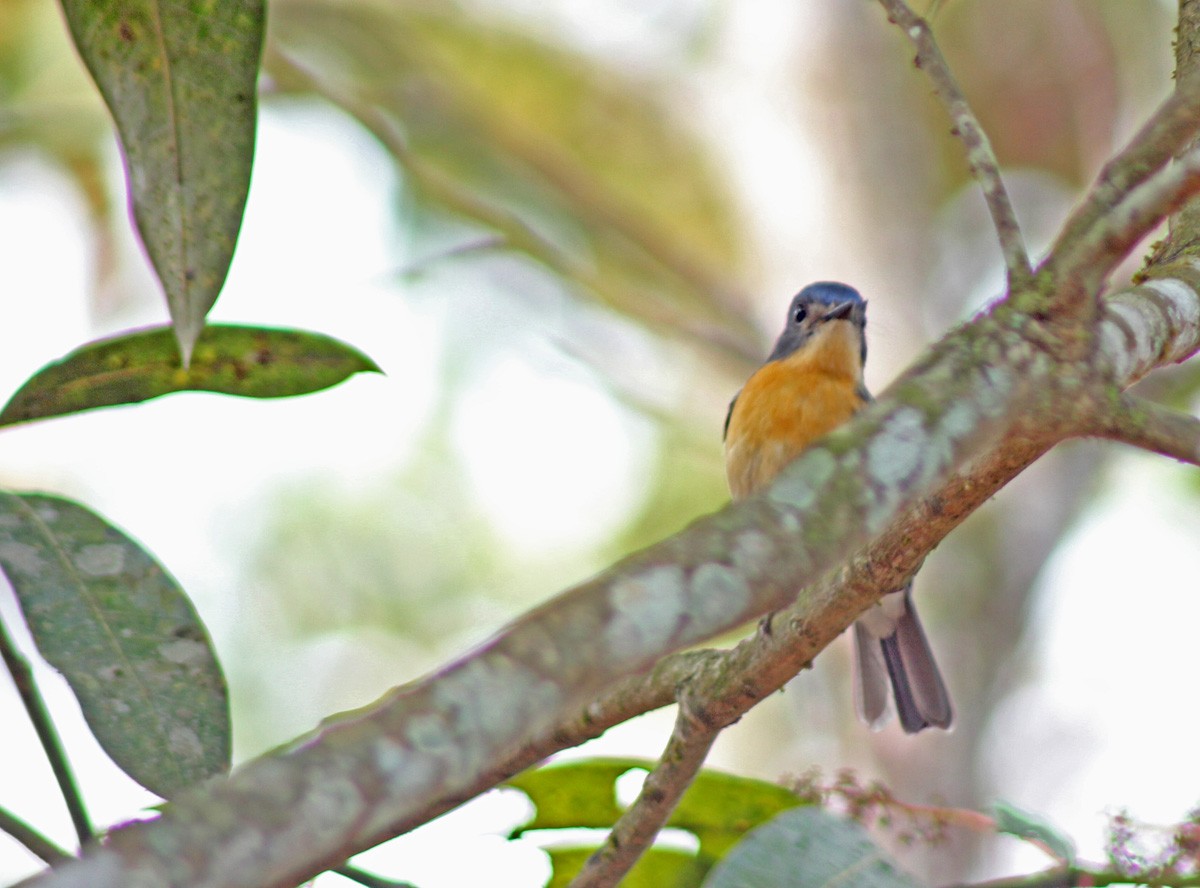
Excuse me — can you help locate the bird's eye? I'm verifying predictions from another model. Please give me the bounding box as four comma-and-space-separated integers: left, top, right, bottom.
792, 304, 807, 324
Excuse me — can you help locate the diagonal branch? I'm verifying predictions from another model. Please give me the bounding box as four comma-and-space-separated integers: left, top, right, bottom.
567, 695, 718, 888
1084, 393, 1200, 468
877, 0, 1032, 289
31, 298, 1046, 888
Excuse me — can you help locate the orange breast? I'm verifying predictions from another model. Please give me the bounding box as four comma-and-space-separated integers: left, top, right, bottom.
725, 339, 865, 499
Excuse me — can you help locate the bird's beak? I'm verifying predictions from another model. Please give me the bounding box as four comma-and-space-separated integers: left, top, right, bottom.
825, 300, 856, 321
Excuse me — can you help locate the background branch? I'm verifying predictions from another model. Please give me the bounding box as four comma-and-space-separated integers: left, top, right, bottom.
877, 0, 1032, 289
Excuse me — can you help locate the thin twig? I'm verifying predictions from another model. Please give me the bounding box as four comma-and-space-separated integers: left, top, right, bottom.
331, 863, 417, 888
567, 694, 719, 888
1085, 392, 1200, 467
945, 866, 1200, 888
0, 806, 73, 866
0, 615, 92, 846
877, 0, 1032, 289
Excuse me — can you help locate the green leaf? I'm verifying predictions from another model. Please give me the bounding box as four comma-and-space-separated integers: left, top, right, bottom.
0, 324, 382, 428
508, 757, 806, 887
702, 808, 923, 888
0, 492, 229, 798
993, 800, 1076, 864
510, 759, 801, 852
507, 759, 632, 833
546, 847, 706, 888
58, 0, 265, 362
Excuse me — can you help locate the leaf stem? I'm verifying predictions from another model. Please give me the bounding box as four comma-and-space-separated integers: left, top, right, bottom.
0, 806, 73, 866
0, 613, 93, 846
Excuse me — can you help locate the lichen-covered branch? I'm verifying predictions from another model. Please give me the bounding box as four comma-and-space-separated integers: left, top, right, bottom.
30, 293, 1040, 888
877, 0, 1032, 289
1085, 393, 1200, 468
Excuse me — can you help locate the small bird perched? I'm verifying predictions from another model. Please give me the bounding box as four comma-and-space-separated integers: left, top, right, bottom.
723, 282, 952, 733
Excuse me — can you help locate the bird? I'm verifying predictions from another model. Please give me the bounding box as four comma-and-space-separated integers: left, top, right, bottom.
723, 281, 952, 733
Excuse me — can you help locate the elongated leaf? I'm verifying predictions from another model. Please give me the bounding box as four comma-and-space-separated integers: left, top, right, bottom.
0, 492, 229, 797
0, 324, 381, 428
58, 0, 265, 362
702, 808, 922, 888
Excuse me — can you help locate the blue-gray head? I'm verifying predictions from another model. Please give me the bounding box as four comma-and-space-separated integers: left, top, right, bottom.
766, 281, 867, 364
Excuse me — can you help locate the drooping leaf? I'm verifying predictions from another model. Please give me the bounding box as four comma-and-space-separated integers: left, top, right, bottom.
0, 324, 382, 427
993, 800, 1076, 864
58, 0, 265, 362
0, 492, 229, 798
702, 807, 922, 888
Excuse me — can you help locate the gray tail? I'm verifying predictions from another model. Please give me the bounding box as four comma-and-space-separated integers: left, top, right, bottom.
854, 591, 952, 733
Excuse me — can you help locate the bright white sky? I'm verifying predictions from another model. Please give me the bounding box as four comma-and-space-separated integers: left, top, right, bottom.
1, 4, 1199, 886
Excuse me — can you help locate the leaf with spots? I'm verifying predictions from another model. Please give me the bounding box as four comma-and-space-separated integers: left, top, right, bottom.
0, 492, 229, 798
58, 0, 265, 363
0, 325, 382, 428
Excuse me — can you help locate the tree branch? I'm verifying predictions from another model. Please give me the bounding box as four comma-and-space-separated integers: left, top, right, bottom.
567, 695, 718, 888
28, 220, 1200, 888
877, 0, 1032, 289
1084, 393, 1200, 467
948, 867, 1200, 888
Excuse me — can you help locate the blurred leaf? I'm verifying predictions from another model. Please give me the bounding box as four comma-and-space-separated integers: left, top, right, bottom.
508, 758, 631, 833
267, 0, 757, 363
509, 758, 804, 877
58, 0, 264, 362
0, 324, 381, 428
0, 492, 229, 797
546, 846, 706, 888
702, 807, 922, 888
993, 800, 1075, 864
